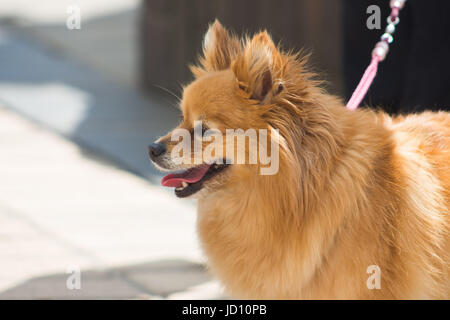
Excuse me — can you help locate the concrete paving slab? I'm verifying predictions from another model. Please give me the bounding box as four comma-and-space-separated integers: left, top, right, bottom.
0, 270, 149, 300
1, 0, 140, 88
0, 28, 179, 183
0, 105, 224, 299
124, 260, 213, 297
0, 5, 227, 299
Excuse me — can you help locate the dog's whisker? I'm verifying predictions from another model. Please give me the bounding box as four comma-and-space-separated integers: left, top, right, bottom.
153, 84, 182, 102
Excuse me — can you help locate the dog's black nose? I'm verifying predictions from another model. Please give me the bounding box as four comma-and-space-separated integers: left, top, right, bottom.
148, 142, 166, 159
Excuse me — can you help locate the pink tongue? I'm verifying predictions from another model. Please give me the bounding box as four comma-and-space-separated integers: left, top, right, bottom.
161, 164, 211, 188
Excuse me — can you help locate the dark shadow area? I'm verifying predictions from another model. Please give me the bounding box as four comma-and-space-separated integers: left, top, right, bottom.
0, 259, 216, 299
140, 0, 344, 97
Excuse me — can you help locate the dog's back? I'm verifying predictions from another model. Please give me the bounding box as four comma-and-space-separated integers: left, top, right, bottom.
375, 111, 450, 298
392, 111, 450, 296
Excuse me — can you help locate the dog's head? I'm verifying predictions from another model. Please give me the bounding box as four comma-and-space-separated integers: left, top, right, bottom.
149, 20, 319, 198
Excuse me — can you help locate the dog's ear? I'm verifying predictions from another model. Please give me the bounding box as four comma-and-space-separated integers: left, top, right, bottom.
232, 31, 283, 103
191, 20, 241, 77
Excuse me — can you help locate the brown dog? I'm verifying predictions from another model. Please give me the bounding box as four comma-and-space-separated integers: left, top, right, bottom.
149, 20, 450, 299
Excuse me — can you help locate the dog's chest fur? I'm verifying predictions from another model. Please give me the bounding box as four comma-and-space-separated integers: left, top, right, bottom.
196, 111, 450, 299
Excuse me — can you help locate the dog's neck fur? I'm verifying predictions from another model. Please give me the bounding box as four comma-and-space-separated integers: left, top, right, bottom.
197, 87, 402, 298
197, 78, 450, 298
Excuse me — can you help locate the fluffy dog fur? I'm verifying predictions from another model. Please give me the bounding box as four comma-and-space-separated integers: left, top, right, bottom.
152, 21, 450, 299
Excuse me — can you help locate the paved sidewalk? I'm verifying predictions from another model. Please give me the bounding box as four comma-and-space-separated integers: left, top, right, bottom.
0, 2, 227, 299
0, 27, 178, 183
1, 0, 140, 88
0, 105, 223, 299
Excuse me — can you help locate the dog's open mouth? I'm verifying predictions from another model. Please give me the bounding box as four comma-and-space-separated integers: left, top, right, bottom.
161, 163, 229, 197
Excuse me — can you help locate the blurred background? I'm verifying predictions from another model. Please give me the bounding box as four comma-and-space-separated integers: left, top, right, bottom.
0, 0, 448, 299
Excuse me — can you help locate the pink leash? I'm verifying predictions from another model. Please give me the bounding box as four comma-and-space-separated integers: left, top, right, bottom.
346, 0, 407, 110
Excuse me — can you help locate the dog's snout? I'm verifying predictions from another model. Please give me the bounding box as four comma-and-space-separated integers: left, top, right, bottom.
148, 142, 166, 160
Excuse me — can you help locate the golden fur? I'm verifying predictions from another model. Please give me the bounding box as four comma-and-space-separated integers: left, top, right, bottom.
155, 21, 450, 299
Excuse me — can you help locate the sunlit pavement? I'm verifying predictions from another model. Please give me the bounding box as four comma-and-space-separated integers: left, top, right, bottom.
0, 105, 225, 299
0, 1, 224, 299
